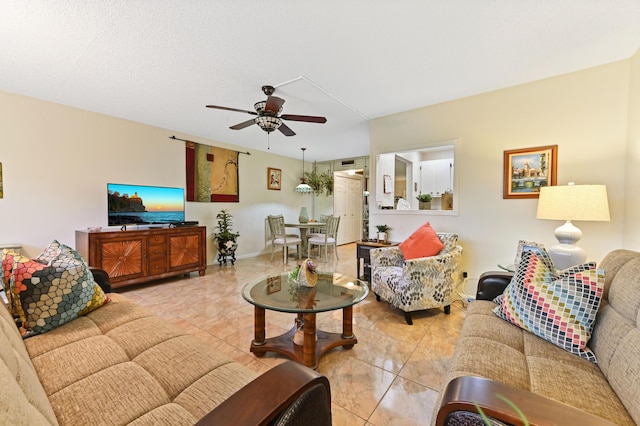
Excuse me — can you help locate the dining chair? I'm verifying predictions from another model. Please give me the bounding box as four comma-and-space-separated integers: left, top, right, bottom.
307, 216, 340, 262
267, 215, 302, 263
308, 214, 331, 240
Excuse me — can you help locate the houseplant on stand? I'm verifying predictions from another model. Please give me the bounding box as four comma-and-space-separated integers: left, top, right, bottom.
417, 193, 432, 210
376, 224, 390, 243
214, 209, 240, 266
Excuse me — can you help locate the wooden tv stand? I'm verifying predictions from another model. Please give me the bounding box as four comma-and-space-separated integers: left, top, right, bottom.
76, 226, 207, 289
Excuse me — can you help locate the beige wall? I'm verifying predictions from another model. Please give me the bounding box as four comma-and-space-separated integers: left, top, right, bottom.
0, 90, 313, 262
370, 59, 632, 281
2, 55, 637, 275
624, 48, 640, 248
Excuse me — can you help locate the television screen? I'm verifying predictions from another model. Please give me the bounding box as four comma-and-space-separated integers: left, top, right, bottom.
107, 183, 185, 226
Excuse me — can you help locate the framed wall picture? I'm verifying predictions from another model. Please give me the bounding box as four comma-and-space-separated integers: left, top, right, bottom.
383, 174, 393, 194
267, 167, 281, 190
503, 145, 557, 199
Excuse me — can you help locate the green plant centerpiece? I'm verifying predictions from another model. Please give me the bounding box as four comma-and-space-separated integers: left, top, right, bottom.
214, 209, 240, 266
416, 193, 432, 210
375, 224, 390, 243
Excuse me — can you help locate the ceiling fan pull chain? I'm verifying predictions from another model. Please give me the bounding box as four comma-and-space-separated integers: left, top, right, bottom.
267, 132, 270, 150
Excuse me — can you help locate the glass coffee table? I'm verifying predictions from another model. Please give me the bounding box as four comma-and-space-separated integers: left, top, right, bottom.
242, 272, 369, 369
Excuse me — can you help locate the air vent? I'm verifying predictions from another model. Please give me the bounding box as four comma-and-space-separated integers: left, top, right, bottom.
333, 157, 366, 171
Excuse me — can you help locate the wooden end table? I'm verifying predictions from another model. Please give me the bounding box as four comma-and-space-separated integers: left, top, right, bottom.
242, 272, 368, 369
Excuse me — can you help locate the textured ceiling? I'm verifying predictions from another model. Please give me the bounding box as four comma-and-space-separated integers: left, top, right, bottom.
1, 1, 639, 161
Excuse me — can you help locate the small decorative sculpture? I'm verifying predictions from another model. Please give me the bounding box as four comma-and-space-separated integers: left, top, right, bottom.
297, 258, 318, 287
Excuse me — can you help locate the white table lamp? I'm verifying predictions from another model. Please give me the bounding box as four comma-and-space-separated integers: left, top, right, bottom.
536, 183, 610, 269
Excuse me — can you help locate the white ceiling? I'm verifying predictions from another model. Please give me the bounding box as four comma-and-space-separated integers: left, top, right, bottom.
1, 1, 639, 162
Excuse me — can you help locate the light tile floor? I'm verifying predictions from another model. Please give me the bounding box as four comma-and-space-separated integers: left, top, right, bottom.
120, 243, 466, 425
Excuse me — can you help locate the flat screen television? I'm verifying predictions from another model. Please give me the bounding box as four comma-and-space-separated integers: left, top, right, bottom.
107, 183, 185, 226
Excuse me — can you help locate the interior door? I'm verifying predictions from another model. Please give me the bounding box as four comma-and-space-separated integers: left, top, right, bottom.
334, 174, 363, 245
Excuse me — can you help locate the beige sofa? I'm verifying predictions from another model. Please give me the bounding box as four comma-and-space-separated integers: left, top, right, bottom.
1, 287, 331, 425
434, 249, 640, 425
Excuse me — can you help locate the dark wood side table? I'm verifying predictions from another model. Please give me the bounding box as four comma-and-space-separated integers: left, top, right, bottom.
356, 240, 400, 282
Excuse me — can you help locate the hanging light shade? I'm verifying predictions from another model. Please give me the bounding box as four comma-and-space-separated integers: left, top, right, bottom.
254, 115, 282, 133
295, 147, 313, 193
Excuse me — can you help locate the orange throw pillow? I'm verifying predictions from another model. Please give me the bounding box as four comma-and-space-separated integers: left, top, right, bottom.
399, 222, 444, 260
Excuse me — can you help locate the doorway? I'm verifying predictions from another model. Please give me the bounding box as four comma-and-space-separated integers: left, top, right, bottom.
333, 173, 363, 245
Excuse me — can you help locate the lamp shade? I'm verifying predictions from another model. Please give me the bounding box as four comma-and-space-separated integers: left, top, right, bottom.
295, 183, 313, 193
536, 184, 610, 269
536, 184, 610, 222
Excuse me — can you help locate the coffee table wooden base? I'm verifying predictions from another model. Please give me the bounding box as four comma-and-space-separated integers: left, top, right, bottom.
250, 306, 357, 370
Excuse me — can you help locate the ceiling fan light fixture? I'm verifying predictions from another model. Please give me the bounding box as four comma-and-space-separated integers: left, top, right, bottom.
254, 101, 266, 113
254, 115, 282, 133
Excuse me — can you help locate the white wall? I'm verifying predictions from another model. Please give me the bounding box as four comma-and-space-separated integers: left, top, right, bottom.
624, 48, 640, 248
0, 90, 312, 263
370, 59, 632, 278
376, 153, 395, 207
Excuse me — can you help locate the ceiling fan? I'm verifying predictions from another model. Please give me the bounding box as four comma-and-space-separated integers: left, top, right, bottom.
206, 85, 327, 136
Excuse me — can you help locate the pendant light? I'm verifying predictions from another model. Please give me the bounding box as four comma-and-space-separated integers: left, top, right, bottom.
295, 147, 313, 193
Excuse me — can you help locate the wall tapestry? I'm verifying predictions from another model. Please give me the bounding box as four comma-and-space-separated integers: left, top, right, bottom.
185, 141, 239, 202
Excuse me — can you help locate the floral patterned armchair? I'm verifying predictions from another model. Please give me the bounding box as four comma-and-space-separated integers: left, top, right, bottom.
370, 233, 462, 325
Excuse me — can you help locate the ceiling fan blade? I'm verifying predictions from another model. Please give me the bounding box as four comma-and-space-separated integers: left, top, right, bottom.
278, 122, 296, 136
281, 114, 327, 123
230, 119, 256, 130
265, 96, 285, 113
206, 105, 257, 115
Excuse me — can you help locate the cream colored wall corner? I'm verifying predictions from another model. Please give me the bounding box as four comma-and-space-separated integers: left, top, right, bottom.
623, 48, 640, 250
0, 90, 310, 263
370, 59, 632, 277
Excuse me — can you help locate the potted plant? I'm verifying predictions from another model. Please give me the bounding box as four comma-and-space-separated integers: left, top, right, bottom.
319, 170, 334, 196
375, 224, 390, 243
304, 163, 323, 194
416, 193, 432, 210
214, 209, 240, 265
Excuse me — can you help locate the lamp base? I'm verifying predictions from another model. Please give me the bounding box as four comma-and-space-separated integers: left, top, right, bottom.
548, 220, 587, 269
548, 244, 587, 270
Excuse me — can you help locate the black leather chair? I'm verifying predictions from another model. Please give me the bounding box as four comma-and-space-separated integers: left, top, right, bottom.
475, 271, 513, 301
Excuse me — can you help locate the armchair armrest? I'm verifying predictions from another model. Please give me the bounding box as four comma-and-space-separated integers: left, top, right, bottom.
436, 376, 615, 426
195, 361, 331, 426
475, 271, 512, 301
370, 246, 404, 268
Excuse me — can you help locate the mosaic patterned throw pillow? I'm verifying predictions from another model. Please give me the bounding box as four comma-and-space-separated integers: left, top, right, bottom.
1, 249, 17, 286
36, 240, 63, 265
493, 246, 604, 362
8, 242, 109, 338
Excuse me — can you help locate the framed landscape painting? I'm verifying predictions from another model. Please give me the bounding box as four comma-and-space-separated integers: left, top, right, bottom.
503, 145, 557, 199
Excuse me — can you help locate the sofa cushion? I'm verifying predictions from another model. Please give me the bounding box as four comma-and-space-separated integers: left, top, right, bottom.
399, 222, 443, 260
8, 242, 108, 337
0, 301, 58, 425
493, 247, 603, 362
443, 300, 635, 425
24, 293, 259, 425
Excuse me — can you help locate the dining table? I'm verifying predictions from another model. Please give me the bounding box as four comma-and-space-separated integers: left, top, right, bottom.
284, 222, 326, 258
